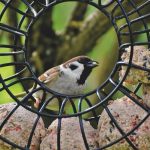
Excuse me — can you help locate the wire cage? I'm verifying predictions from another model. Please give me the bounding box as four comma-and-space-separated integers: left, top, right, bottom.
0, 0, 150, 149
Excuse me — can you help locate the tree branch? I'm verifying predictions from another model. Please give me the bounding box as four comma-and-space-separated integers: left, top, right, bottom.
55, 8, 111, 64
65, 2, 88, 36
55, 1, 146, 64
28, 8, 59, 75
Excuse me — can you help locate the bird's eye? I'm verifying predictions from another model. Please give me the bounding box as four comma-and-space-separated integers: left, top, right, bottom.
69, 64, 78, 70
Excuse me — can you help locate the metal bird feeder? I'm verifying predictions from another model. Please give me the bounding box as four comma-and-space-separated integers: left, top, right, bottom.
0, 0, 150, 149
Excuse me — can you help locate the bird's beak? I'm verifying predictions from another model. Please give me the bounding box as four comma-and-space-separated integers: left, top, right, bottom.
86, 60, 99, 68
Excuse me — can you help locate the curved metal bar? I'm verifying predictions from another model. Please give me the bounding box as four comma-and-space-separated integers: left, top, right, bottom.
0, 0, 150, 149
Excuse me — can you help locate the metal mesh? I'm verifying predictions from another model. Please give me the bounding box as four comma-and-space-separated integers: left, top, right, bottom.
0, 0, 150, 149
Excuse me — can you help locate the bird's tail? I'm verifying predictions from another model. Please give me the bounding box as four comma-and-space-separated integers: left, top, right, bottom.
15, 91, 28, 98
15, 87, 34, 98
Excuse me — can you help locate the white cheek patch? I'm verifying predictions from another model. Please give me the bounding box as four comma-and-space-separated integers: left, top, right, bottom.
60, 62, 84, 80
71, 62, 84, 79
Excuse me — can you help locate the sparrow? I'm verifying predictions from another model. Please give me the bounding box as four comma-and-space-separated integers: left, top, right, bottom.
18, 56, 99, 110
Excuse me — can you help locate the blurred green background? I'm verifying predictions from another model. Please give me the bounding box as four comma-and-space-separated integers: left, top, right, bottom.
0, 0, 148, 109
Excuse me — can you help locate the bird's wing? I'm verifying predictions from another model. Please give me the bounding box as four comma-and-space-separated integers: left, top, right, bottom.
38, 66, 60, 84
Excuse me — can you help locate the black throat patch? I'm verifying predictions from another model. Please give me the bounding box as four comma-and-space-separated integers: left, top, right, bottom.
77, 67, 92, 85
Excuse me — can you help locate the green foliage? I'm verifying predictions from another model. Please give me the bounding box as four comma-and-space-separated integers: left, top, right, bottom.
0, 36, 23, 104
52, 2, 75, 31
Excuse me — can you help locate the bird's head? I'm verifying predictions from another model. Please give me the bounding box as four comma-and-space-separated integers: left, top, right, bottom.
60, 56, 99, 85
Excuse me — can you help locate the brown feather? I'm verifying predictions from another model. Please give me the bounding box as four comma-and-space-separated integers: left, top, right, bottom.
63, 56, 90, 68
38, 66, 60, 84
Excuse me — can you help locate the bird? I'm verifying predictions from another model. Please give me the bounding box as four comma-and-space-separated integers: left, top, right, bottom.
17, 56, 99, 110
